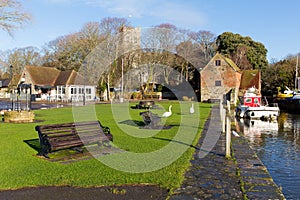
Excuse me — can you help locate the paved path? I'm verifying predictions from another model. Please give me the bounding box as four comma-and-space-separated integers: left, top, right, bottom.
170, 105, 285, 200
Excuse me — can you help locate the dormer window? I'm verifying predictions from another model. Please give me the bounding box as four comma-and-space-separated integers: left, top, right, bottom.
215, 60, 221, 66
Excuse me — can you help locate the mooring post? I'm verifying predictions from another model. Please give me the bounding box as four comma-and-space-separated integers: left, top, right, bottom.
221, 101, 226, 133
225, 100, 231, 158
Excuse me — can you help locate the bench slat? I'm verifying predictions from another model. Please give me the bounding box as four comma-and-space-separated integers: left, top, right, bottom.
36, 120, 113, 158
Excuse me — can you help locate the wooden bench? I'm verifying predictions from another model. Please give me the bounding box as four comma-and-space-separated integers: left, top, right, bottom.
140, 110, 161, 128
35, 121, 113, 158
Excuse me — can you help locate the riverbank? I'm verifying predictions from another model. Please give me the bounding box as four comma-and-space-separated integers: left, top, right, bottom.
170, 105, 285, 199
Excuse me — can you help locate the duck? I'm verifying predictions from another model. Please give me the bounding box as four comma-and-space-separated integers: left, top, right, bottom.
162, 105, 172, 117
189, 103, 194, 114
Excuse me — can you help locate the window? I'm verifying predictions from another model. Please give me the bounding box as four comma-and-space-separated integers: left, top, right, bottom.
215, 60, 221, 66
86, 88, 91, 94
71, 87, 77, 94
58, 86, 65, 94
245, 98, 252, 103
215, 80, 221, 86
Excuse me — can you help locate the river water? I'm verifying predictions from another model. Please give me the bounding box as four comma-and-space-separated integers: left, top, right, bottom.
236, 112, 300, 199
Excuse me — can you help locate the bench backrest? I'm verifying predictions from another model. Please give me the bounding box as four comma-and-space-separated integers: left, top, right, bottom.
36, 121, 112, 151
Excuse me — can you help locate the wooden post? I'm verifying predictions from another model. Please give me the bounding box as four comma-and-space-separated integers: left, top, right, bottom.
225, 100, 231, 158
220, 99, 226, 133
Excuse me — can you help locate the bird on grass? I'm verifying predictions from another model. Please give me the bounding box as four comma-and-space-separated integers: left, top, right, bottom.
162, 105, 172, 117
189, 102, 194, 114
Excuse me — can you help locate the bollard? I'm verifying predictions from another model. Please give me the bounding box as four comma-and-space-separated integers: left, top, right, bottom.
225, 100, 231, 158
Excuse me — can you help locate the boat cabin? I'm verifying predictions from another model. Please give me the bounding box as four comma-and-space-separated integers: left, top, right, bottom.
243, 95, 261, 107
242, 87, 261, 107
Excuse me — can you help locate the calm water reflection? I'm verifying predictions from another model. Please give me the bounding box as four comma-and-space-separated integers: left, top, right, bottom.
236, 113, 300, 199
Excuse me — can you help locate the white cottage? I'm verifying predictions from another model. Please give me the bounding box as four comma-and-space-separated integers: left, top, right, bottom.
20, 66, 96, 102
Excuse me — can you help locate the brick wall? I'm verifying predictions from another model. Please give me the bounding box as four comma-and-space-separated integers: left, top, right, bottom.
200, 54, 241, 102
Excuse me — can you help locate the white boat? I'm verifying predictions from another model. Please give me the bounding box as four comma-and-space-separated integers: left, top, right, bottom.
243, 104, 280, 120
236, 87, 280, 120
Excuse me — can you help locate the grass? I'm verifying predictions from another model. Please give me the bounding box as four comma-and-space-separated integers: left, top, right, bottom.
0, 101, 211, 193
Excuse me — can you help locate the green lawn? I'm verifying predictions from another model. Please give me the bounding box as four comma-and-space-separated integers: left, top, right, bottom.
0, 101, 211, 193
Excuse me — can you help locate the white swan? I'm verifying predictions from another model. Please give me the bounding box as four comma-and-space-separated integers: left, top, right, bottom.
232, 130, 240, 137
162, 105, 172, 117
189, 103, 194, 114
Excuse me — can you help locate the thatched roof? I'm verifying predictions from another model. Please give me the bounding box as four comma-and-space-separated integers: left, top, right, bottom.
55, 70, 73, 85
24, 66, 90, 87
25, 66, 60, 86
55, 70, 85, 85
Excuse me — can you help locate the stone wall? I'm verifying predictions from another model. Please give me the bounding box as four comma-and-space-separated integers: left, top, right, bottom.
3, 111, 35, 123
200, 54, 241, 102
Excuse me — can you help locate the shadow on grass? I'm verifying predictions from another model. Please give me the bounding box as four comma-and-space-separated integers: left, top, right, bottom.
152, 136, 225, 157
23, 138, 41, 153
152, 136, 198, 149
119, 119, 145, 127
23, 138, 94, 163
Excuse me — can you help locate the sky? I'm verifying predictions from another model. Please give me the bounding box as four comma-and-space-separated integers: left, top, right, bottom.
0, 0, 300, 61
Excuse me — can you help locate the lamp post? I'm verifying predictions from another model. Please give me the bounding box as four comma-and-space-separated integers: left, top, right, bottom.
83, 61, 87, 106
10, 65, 13, 110
198, 67, 202, 102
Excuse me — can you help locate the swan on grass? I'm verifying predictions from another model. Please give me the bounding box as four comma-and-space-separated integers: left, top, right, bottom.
162, 105, 172, 117
189, 102, 194, 114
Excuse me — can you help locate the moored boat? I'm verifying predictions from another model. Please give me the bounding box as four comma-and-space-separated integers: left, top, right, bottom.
236, 87, 280, 120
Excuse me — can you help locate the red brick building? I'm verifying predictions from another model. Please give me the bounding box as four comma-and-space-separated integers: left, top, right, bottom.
200, 53, 242, 103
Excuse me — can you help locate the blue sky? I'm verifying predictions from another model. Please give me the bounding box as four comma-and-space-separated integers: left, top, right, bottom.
0, 0, 299, 61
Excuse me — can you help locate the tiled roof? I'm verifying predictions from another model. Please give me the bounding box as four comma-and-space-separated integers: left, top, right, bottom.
215, 53, 241, 72
202, 53, 241, 72
223, 57, 241, 72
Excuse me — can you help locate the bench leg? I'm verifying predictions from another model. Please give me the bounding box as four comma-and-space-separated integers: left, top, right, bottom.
37, 151, 50, 159
72, 147, 84, 153
37, 144, 51, 159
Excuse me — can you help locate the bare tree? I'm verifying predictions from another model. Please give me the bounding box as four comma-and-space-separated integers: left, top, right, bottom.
99, 17, 130, 36
0, 0, 31, 36
0, 46, 41, 74
189, 30, 216, 61
80, 22, 104, 51
97, 17, 131, 100
43, 22, 104, 71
